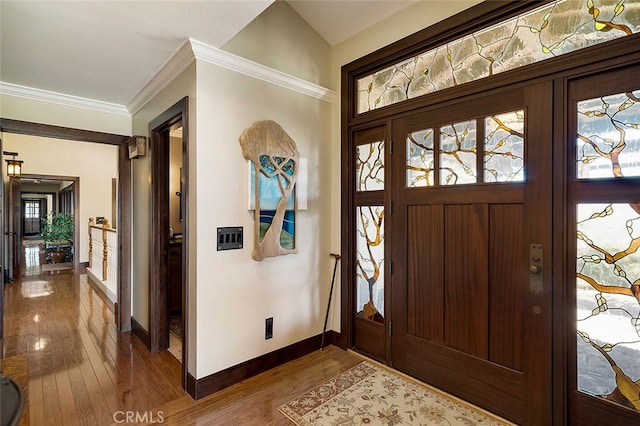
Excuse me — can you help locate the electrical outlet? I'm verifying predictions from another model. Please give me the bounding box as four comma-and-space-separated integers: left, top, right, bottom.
265, 317, 273, 340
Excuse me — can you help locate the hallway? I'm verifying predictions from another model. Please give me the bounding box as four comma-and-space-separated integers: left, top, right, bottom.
2, 266, 184, 425
1, 254, 364, 425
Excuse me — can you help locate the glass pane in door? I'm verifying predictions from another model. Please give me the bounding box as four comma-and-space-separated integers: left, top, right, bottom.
440, 120, 477, 185
356, 141, 385, 191
576, 202, 640, 411
356, 205, 385, 323
484, 110, 525, 182
406, 127, 435, 187
577, 90, 640, 179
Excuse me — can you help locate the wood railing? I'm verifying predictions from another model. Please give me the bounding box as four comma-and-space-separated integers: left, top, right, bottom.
88, 217, 117, 301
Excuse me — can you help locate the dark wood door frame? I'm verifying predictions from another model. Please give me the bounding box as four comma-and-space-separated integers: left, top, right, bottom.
149, 97, 189, 389
8, 177, 21, 280
340, 2, 640, 425
0, 118, 131, 332
0, 136, 3, 343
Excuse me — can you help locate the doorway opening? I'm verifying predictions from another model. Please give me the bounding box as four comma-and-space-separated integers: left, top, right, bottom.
149, 97, 189, 389
7, 174, 80, 279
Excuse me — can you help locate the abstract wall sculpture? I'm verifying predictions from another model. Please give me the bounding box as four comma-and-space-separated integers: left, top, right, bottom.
240, 120, 299, 261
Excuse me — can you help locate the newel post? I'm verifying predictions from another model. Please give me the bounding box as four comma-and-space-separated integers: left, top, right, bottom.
102, 219, 110, 281
88, 217, 94, 269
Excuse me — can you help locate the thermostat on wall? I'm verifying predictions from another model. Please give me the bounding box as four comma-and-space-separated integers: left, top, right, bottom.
128, 136, 147, 159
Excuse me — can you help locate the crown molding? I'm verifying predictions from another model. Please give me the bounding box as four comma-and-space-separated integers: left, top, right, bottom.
189, 38, 335, 104
127, 39, 196, 115
0, 81, 130, 116
1, 38, 336, 118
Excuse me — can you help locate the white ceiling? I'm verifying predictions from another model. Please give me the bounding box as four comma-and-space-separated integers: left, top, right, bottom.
0, 0, 419, 109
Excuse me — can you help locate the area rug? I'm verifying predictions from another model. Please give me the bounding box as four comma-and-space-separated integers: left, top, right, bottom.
279, 361, 512, 426
169, 315, 183, 339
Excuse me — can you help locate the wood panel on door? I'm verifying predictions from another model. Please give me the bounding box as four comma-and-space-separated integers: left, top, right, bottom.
391, 82, 553, 425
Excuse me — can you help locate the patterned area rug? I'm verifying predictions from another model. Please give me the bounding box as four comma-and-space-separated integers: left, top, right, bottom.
279, 361, 513, 426
169, 315, 183, 339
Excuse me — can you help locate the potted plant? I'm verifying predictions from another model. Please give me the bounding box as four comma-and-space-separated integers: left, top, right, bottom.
38, 212, 74, 263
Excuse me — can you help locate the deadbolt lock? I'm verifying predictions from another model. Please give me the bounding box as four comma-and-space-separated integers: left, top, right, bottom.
530, 244, 543, 294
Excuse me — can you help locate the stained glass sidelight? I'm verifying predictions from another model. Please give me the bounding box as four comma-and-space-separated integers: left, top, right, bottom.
357, 0, 639, 114
356, 141, 385, 191
356, 206, 385, 323
577, 90, 640, 179
406, 128, 435, 187
440, 120, 477, 185
484, 110, 525, 182
576, 203, 640, 411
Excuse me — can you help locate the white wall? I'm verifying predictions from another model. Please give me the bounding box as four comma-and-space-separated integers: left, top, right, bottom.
193, 1, 332, 378
222, 0, 331, 88
2, 133, 118, 263
194, 61, 332, 377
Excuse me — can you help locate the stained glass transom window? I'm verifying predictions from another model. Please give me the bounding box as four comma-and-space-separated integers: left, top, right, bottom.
406, 110, 525, 187
356, 205, 385, 323
356, 140, 385, 191
576, 203, 640, 410
577, 90, 640, 179
357, 0, 639, 114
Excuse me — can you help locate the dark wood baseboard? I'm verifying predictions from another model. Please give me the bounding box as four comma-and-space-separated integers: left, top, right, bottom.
131, 317, 151, 350
187, 331, 342, 400
320, 330, 340, 350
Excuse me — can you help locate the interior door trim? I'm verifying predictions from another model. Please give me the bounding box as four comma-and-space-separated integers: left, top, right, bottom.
148, 96, 190, 391
0, 120, 132, 333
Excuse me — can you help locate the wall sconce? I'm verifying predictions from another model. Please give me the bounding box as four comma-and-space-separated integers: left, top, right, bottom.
3, 151, 23, 177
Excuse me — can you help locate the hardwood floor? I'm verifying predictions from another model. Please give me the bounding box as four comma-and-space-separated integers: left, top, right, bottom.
2, 256, 364, 425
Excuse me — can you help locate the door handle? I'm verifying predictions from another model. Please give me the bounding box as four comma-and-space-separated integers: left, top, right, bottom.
530, 243, 543, 294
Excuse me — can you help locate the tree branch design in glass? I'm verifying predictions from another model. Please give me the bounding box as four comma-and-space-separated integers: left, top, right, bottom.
240, 121, 299, 261
405, 110, 525, 187
577, 203, 640, 411
356, 205, 385, 323
577, 90, 640, 178
357, 0, 639, 113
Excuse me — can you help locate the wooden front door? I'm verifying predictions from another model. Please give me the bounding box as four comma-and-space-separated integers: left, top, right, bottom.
389, 82, 553, 425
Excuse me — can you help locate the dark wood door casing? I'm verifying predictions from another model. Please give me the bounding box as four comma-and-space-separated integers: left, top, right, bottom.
0, 119, 132, 331
148, 96, 189, 390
